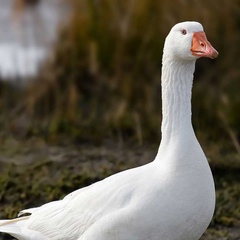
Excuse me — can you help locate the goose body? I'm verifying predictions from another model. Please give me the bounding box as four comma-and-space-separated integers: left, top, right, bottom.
0, 21, 218, 240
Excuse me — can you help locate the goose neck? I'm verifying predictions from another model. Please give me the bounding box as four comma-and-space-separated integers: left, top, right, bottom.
160, 59, 196, 144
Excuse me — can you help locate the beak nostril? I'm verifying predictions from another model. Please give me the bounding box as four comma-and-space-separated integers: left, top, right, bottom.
192, 31, 218, 58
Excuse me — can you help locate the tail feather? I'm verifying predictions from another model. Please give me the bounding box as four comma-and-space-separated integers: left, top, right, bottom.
0, 216, 29, 228
0, 216, 30, 239
0, 216, 50, 240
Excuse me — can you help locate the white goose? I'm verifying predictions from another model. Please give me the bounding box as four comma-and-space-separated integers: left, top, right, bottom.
0, 21, 218, 240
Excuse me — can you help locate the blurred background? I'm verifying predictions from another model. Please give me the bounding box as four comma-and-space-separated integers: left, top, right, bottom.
0, 0, 239, 239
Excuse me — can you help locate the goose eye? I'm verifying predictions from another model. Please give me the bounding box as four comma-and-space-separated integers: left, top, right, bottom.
181, 29, 187, 35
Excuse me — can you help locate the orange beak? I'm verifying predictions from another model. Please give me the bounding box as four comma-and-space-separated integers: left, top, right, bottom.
191, 32, 219, 59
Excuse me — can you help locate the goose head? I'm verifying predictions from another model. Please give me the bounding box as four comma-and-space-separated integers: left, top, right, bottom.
163, 21, 219, 61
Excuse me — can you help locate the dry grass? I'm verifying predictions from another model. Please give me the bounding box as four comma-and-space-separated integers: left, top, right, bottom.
0, 0, 239, 149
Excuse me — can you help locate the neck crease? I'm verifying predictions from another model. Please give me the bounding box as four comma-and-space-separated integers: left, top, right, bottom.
160, 59, 196, 144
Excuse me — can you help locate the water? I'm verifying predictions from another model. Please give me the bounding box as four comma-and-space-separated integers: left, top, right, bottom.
0, 0, 69, 81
